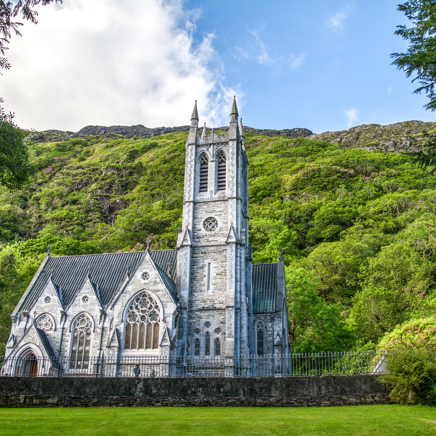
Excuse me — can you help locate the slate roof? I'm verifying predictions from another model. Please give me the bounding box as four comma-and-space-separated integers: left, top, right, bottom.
35, 327, 60, 367
252, 263, 278, 313
19, 250, 177, 312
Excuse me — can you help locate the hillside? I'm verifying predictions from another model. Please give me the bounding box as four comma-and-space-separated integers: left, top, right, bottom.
2, 122, 436, 353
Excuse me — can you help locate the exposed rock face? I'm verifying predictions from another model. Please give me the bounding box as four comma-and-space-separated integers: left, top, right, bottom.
77, 124, 313, 139
26, 125, 313, 143
309, 120, 436, 153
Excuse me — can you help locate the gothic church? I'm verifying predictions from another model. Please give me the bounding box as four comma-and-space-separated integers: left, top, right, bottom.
5, 98, 289, 375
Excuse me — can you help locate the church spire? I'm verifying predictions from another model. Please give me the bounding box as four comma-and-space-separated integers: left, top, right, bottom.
190, 100, 199, 127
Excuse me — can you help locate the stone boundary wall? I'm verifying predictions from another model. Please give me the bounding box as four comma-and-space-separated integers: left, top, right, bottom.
0, 375, 391, 407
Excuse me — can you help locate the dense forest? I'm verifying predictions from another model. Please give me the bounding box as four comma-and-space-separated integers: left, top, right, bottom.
1, 125, 436, 354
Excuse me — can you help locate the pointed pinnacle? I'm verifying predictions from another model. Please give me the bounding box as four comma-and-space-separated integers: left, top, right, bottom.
202, 122, 207, 139
230, 95, 238, 116
240, 118, 245, 137
191, 100, 199, 121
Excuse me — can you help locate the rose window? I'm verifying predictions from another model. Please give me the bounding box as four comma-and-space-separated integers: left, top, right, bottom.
36, 314, 53, 332
194, 328, 201, 335
44, 296, 51, 304
82, 296, 89, 303
204, 321, 211, 328
124, 291, 161, 351
203, 217, 218, 232
141, 272, 149, 281
214, 327, 221, 334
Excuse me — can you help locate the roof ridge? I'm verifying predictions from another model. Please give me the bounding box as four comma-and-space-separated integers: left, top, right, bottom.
49, 248, 177, 259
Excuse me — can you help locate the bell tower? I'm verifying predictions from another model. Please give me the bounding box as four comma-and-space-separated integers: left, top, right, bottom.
176, 98, 253, 358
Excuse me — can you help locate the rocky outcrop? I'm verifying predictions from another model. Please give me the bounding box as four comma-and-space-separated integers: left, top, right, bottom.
310, 120, 436, 153
26, 125, 313, 143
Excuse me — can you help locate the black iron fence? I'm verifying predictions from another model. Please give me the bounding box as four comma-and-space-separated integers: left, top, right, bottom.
0, 351, 387, 378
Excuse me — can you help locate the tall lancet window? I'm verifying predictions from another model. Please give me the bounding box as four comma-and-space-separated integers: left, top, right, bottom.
217, 151, 226, 191
199, 153, 208, 192
124, 292, 161, 351
70, 313, 92, 369
256, 321, 265, 356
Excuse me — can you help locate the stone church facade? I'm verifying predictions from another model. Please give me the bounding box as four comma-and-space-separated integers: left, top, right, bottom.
4, 98, 289, 376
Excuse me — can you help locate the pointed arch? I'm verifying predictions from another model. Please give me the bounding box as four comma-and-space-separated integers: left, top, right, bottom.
198, 152, 209, 193
35, 313, 56, 332
70, 313, 93, 369
255, 320, 265, 356
123, 291, 162, 351
216, 149, 227, 191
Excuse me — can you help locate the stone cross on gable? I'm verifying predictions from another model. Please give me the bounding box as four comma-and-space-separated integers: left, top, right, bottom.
146, 237, 152, 251
125, 263, 131, 277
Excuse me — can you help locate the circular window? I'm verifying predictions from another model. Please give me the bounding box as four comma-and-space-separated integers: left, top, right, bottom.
82, 296, 89, 303
204, 321, 211, 328
141, 272, 149, 281
214, 327, 221, 334
44, 296, 51, 304
194, 328, 201, 335
203, 217, 218, 232
36, 314, 53, 332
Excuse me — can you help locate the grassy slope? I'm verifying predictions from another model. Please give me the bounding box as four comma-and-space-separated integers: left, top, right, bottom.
0, 405, 435, 435
2, 129, 436, 351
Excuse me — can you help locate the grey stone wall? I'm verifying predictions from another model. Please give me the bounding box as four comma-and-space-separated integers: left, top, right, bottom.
0, 375, 390, 407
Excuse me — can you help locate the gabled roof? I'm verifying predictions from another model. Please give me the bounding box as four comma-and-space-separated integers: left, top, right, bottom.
35, 327, 60, 368
19, 249, 177, 312
252, 263, 278, 313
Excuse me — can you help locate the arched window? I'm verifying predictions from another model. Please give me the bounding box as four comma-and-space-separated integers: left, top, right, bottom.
199, 153, 208, 192
256, 321, 265, 356
205, 331, 211, 356
35, 314, 54, 332
125, 291, 161, 351
194, 338, 200, 356
214, 338, 221, 356
217, 151, 226, 191
70, 313, 92, 369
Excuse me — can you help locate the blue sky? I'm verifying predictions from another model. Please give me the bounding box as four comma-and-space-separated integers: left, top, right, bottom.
1, 0, 434, 133
188, 0, 434, 133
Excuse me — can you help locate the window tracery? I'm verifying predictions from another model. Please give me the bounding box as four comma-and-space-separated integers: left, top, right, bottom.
124, 292, 161, 351
203, 217, 218, 232
35, 314, 53, 332
194, 338, 200, 356
70, 313, 92, 369
256, 320, 265, 356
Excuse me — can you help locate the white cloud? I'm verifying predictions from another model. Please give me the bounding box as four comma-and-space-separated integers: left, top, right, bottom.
290, 54, 307, 69
387, 86, 393, 93
327, 11, 347, 32
327, 4, 353, 33
0, 0, 238, 131
234, 29, 282, 66
344, 108, 358, 128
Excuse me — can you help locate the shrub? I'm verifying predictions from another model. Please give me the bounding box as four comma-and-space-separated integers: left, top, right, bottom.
379, 346, 436, 404
377, 316, 436, 351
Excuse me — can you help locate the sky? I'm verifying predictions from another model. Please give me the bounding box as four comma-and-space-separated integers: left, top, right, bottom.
1, 0, 434, 133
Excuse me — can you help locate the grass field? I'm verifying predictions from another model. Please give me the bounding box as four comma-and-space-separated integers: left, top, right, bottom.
0, 405, 435, 435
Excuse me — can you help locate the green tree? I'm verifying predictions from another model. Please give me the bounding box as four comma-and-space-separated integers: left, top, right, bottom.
392, 0, 436, 111
349, 243, 434, 343
0, 107, 32, 189
286, 266, 350, 352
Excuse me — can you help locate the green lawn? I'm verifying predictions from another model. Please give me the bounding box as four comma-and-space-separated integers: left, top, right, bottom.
0, 405, 435, 435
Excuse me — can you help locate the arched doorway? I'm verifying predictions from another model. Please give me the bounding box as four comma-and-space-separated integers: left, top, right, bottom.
16, 351, 38, 377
